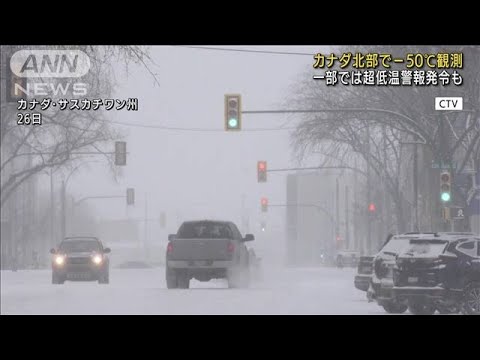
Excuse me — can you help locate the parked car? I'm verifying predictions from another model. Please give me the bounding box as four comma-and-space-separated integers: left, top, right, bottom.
392, 234, 480, 315
354, 256, 374, 292
336, 251, 359, 268
367, 232, 475, 314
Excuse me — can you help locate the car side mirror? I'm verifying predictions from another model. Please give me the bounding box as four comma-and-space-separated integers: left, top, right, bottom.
244, 234, 255, 242
168, 234, 176, 242
50, 248, 56, 254
103, 248, 111, 254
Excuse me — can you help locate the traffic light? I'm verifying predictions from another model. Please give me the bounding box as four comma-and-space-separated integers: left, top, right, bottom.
115, 141, 127, 166
159, 212, 166, 228
440, 171, 451, 202
368, 203, 376, 213
225, 94, 241, 131
126, 188, 135, 205
257, 161, 267, 182
261, 197, 268, 212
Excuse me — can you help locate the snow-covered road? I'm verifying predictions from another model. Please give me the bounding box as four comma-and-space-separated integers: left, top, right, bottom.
1, 266, 386, 314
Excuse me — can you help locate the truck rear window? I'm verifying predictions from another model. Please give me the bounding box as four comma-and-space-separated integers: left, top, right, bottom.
178, 222, 233, 239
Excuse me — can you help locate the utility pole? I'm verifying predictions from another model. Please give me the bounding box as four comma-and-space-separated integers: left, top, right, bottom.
335, 177, 340, 248
366, 123, 371, 255
144, 193, 148, 250
345, 185, 349, 250
241, 193, 247, 234
61, 179, 66, 240
50, 169, 55, 249
382, 125, 389, 248
413, 142, 419, 231
353, 157, 358, 252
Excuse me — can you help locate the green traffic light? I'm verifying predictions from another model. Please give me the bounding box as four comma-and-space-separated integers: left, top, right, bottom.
441, 192, 451, 202
228, 118, 238, 128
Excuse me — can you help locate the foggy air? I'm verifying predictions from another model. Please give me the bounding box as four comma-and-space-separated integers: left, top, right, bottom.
1, 45, 479, 315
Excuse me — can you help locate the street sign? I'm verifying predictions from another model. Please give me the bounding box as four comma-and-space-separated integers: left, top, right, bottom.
115, 141, 127, 166
451, 207, 465, 220
431, 160, 457, 169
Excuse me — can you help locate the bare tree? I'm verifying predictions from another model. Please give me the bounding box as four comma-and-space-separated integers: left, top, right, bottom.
290, 45, 480, 232
0, 45, 157, 207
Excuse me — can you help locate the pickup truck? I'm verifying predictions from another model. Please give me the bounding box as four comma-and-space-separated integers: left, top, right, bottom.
165, 220, 255, 289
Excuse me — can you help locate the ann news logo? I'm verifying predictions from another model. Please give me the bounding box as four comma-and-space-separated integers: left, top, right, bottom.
6, 49, 91, 102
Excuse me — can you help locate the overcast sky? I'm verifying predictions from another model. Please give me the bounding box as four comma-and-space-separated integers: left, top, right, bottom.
42, 46, 329, 238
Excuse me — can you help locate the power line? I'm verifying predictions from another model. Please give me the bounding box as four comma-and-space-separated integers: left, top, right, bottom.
109, 120, 295, 132
174, 46, 314, 56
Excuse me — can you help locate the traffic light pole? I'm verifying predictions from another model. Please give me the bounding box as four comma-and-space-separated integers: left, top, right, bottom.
73, 195, 126, 207
266, 165, 367, 177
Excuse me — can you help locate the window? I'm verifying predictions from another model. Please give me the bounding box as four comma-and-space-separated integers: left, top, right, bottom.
177, 222, 233, 239
456, 241, 477, 257
228, 223, 242, 240
403, 240, 448, 257
60, 240, 101, 253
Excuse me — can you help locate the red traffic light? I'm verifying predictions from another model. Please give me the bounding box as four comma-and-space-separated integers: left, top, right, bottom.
336, 235, 342, 242
441, 172, 450, 182
257, 161, 267, 183
368, 203, 376, 212
261, 197, 268, 212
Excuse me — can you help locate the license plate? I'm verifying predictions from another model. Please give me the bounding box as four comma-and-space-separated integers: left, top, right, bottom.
408, 277, 419, 283
69, 273, 88, 279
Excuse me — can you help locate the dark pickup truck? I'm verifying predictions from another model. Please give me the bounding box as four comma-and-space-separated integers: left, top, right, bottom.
165, 220, 255, 289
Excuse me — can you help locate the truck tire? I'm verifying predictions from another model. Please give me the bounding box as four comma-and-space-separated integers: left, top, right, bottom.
408, 300, 436, 315
177, 274, 190, 289
382, 301, 408, 314
166, 267, 178, 289
462, 282, 480, 315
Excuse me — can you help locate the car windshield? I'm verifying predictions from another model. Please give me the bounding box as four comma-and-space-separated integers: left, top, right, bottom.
59, 240, 101, 253
177, 222, 233, 239
401, 240, 448, 257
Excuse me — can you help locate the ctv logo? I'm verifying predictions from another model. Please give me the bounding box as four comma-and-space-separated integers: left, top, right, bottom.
7, 49, 91, 102
435, 97, 463, 111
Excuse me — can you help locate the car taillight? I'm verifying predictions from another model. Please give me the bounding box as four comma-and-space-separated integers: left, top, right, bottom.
227, 242, 235, 253
167, 242, 173, 253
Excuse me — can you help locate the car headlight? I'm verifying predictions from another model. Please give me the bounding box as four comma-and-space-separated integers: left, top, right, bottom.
54, 255, 65, 266
92, 254, 103, 265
